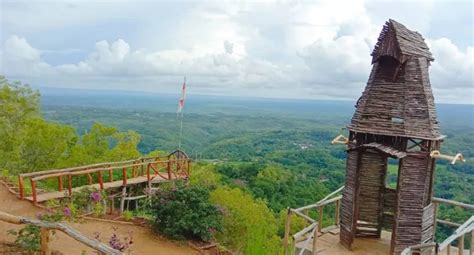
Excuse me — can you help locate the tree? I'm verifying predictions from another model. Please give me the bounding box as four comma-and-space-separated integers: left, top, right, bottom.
210, 187, 282, 255
0, 76, 40, 173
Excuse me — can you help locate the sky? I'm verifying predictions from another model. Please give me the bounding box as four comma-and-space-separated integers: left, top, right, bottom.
0, 0, 473, 104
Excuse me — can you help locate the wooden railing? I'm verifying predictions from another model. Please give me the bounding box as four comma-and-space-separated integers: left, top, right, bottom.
402, 198, 474, 255
283, 186, 344, 255
18, 150, 191, 204
0, 211, 121, 255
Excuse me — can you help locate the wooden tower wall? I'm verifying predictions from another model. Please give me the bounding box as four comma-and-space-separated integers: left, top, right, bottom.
340, 150, 359, 249
355, 150, 387, 237
392, 153, 436, 254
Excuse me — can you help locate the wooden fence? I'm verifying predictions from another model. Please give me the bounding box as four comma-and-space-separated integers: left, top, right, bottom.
17, 150, 191, 204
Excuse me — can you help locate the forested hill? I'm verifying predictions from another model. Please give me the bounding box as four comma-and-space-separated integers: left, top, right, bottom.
2, 80, 471, 252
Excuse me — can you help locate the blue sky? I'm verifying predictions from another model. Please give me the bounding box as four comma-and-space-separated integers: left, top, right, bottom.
0, 0, 473, 104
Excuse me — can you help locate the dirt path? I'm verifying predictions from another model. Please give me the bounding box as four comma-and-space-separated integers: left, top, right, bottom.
0, 184, 199, 255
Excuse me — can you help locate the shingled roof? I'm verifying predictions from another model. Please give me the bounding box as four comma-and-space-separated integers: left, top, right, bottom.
349, 20, 442, 140
371, 19, 434, 64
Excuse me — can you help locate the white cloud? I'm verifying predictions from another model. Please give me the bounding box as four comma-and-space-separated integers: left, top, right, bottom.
0, 1, 472, 103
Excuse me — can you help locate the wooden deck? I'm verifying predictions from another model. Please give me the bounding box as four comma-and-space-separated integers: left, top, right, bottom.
296, 229, 392, 255
24, 175, 169, 203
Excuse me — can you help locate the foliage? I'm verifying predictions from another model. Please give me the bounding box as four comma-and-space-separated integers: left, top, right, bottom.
7, 211, 63, 252
150, 182, 223, 241
210, 187, 282, 254
122, 210, 133, 221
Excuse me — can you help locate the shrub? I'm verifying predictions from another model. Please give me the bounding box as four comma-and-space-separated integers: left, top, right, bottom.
150, 182, 223, 241
7, 211, 64, 252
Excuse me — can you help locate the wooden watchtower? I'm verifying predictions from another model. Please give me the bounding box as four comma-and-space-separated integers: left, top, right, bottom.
340, 19, 443, 254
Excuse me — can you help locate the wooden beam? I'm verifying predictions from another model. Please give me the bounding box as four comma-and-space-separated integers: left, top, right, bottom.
433, 197, 474, 210
335, 200, 340, 226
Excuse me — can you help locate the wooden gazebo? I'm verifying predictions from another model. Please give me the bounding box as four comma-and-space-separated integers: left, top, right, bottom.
340, 19, 443, 254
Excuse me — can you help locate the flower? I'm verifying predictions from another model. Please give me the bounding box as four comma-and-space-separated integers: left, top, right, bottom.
63, 207, 71, 217
90, 192, 101, 202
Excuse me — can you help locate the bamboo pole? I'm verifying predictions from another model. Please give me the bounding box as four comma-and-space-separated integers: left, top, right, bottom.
41, 228, 51, 255
283, 208, 292, 255
18, 176, 24, 200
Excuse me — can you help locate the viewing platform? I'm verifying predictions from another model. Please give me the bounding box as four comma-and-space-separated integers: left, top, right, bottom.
284, 186, 474, 255
16, 150, 191, 205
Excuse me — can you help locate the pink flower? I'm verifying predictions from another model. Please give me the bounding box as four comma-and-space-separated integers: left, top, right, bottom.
63, 207, 71, 217
90, 192, 101, 202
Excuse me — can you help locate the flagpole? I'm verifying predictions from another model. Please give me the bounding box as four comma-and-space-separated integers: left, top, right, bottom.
178, 76, 186, 149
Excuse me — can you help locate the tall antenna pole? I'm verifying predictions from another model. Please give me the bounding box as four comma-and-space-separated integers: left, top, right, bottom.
177, 76, 186, 149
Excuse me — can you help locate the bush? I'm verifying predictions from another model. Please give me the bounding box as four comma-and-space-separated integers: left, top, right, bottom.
150, 182, 223, 241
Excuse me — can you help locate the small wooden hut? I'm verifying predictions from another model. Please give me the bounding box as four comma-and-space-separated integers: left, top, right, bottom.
340, 19, 443, 254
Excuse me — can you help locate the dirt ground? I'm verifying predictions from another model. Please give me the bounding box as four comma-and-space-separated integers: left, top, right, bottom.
0, 184, 199, 255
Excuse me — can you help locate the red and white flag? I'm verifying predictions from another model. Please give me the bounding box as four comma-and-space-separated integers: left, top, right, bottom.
177, 78, 186, 113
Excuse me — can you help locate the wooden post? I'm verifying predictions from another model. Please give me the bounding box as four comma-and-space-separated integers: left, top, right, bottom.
458, 235, 464, 255
283, 208, 292, 255
87, 173, 92, 185
31, 180, 37, 204
433, 201, 439, 234
120, 187, 126, 212
312, 224, 318, 255
108, 165, 113, 182
147, 164, 151, 182
318, 206, 324, 232
58, 176, 63, 192
40, 227, 51, 255
18, 176, 24, 200
335, 200, 340, 226
122, 167, 127, 186
68, 175, 72, 196
447, 244, 451, 255
167, 161, 171, 180
469, 230, 473, 255
98, 171, 104, 190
